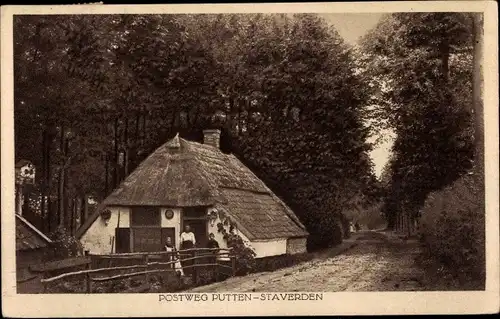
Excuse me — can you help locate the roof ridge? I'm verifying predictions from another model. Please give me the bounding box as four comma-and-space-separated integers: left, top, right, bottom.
182, 138, 209, 148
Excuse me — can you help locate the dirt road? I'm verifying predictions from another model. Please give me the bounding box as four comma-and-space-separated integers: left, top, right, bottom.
189, 231, 430, 292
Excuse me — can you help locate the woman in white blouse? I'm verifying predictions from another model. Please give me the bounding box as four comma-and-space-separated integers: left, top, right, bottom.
180, 225, 196, 248
179, 224, 196, 276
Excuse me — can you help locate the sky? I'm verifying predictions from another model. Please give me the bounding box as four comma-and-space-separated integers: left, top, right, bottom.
319, 13, 384, 45
320, 13, 393, 178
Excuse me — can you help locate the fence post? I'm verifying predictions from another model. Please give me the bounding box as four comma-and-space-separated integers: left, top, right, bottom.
192, 250, 198, 285
214, 250, 219, 282
85, 262, 92, 293
144, 254, 150, 287
42, 272, 47, 293
231, 254, 236, 277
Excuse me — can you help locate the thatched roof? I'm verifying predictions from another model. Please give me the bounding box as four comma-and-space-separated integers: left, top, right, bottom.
16, 214, 52, 251
77, 134, 308, 240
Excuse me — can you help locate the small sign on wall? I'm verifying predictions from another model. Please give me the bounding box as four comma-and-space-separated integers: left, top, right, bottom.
165, 209, 174, 220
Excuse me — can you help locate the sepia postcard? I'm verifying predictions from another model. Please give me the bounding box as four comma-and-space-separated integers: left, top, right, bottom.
1, 1, 499, 317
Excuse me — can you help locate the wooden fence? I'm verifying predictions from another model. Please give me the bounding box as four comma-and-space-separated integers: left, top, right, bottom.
39, 248, 235, 293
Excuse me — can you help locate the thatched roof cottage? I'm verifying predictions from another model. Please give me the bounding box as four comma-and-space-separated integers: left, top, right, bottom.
76, 130, 308, 258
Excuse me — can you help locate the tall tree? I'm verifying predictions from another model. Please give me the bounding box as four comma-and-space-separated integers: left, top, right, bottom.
471, 13, 484, 178
360, 13, 475, 229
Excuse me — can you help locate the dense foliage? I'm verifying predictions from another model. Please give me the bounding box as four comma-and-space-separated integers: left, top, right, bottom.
217, 218, 257, 275
14, 14, 376, 250
361, 13, 484, 287
360, 13, 475, 229
46, 226, 84, 260
419, 174, 485, 285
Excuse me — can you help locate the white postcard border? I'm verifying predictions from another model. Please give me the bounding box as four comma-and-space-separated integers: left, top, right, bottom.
1, 2, 499, 316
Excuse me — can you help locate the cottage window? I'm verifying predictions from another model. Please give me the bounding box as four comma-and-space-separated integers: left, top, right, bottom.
130, 206, 162, 252
183, 207, 206, 219
131, 206, 160, 226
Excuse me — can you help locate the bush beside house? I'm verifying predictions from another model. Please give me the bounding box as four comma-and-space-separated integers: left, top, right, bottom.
47, 226, 84, 260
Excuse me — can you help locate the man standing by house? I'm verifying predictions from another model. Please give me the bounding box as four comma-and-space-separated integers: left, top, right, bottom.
206, 233, 220, 264
206, 233, 220, 283
206, 233, 219, 249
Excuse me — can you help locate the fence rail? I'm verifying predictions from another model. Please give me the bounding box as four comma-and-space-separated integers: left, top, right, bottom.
90, 247, 232, 257
40, 248, 236, 293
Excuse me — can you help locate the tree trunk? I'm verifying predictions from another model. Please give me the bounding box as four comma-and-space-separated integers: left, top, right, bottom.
77, 196, 82, 233
472, 13, 484, 179
113, 117, 119, 188
46, 139, 53, 233
72, 198, 77, 236
238, 98, 243, 135
58, 168, 65, 229
227, 97, 235, 132
135, 110, 140, 141
69, 198, 74, 235
58, 125, 65, 229
439, 39, 450, 83
124, 117, 129, 177
142, 106, 147, 145
105, 153, 109, 195
63, 138, 70, 230
40, 127, 47, 232
83, 194, 89, 223
170, 110, 177, 131
16, 185, 23, 216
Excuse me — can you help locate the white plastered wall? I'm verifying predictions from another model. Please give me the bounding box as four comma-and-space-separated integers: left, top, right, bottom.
80, 207, 130, 254
251, 239, 287, 258
206, 207, 288, 258
160, 207, 182, 250
80, 206, 289, 257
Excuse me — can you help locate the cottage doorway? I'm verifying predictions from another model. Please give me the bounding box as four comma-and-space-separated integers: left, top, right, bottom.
182, 207, 208, 248
187, 219, 208, 248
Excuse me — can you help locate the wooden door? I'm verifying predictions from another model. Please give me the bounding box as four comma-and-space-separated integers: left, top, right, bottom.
115, 228, 131, 253
186, 219, 208, 248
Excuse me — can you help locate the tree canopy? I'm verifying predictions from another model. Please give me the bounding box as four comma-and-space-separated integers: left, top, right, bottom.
359, 13, 475, 228
15, 14, 376, 249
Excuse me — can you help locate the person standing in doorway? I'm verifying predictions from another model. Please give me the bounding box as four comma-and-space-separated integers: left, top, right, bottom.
180, 224, 196, 276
